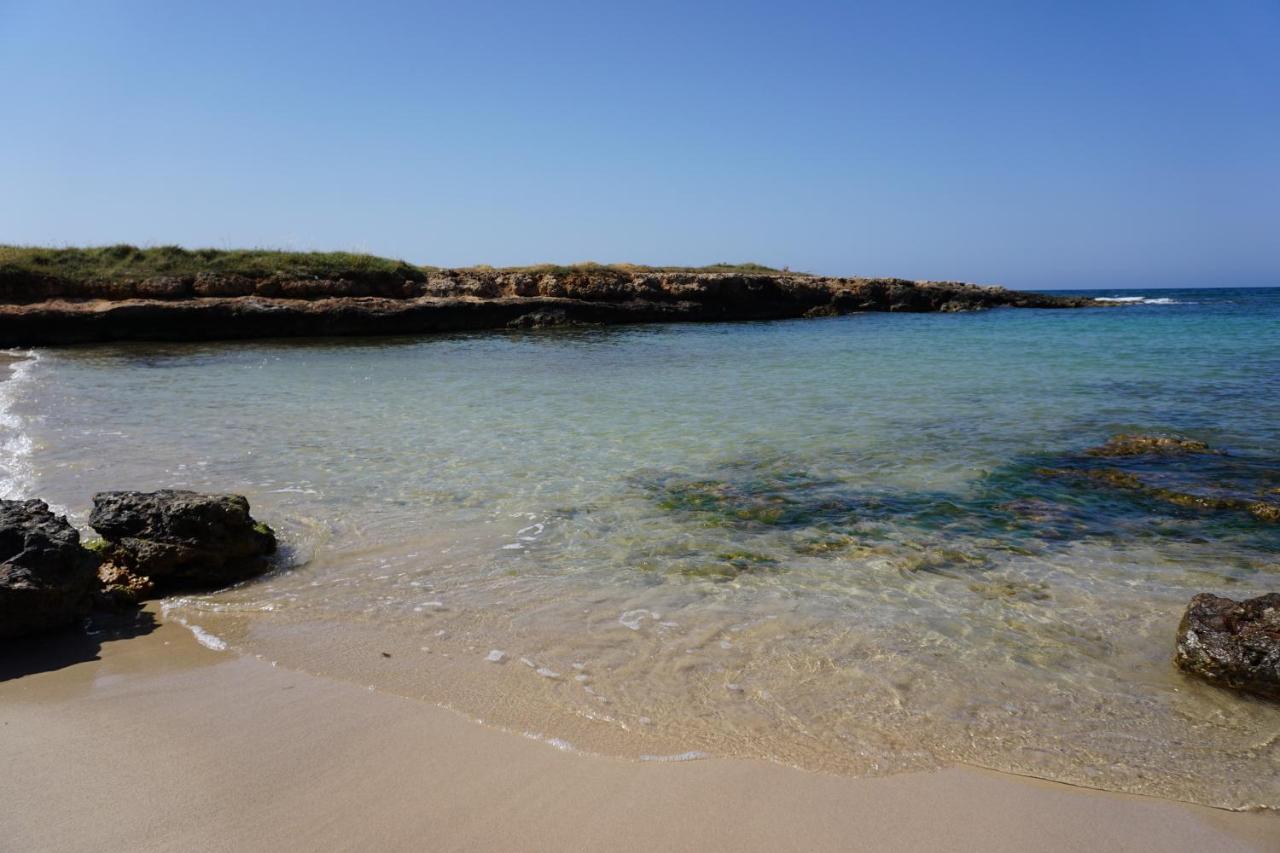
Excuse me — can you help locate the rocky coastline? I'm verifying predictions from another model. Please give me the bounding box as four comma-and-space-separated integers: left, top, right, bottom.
0, 264, 1101, 347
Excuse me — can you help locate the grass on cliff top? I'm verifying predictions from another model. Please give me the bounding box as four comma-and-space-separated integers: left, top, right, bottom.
0, 245, 802, 282
0, 244, 424, 283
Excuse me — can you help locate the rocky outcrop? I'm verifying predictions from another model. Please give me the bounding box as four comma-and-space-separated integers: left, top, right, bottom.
0, 269, 1102, 347
1176, 593, 1280, 701
505, 308, 593, 329
1086, 434, 1212, 457
0, 499, 99, 638
89, 490, 276, 598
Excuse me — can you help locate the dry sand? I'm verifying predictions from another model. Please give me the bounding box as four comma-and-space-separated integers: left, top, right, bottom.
1, 609, 1276, 853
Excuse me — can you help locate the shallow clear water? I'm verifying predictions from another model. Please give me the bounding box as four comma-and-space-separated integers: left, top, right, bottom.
5, 288, 1279, 807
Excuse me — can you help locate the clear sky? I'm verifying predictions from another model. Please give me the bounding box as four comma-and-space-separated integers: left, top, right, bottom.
2, 1, 1277, 289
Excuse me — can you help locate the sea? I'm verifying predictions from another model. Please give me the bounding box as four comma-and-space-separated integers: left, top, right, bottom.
3, 286, 1277, 808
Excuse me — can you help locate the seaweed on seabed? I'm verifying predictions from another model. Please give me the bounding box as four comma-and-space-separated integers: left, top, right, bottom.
1023, 436, 1280, 546
681, 551, 782, 580
644, 467, 850, 530
635, 438, 1280, 577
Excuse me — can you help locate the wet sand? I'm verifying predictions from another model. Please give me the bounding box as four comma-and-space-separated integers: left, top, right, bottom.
1, 608, 1275, 853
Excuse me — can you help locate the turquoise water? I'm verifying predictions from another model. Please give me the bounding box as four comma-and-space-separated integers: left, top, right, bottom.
4, 288, 1278, 807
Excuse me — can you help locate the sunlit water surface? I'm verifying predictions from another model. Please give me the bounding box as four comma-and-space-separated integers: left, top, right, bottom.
4, 288, 1278, 808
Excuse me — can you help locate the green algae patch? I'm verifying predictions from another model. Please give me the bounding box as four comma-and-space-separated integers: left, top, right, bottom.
968, 577, 1052, 602
646, 468, 849, 531
716, 551, 778, 570
81, 537, 110, 554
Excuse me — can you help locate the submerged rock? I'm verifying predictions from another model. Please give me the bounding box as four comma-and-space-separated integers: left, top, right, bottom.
0, 499, 99, 638
1037, 466, 1280, 524
89, 490, 276, 596
1175, 593, 1280, 701
1086, 434, 1211, 458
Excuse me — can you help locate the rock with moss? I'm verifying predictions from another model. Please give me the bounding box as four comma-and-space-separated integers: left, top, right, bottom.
89, 490, 275, 594
0, 499, 100, 638
1176, 593, 1280, 701
1085, 434, 1212, 458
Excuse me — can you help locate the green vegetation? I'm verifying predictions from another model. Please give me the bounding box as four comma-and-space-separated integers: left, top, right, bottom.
81, 537, 110, 554
0, 244, 804, 284
252, 521, 274, 537
0, 244, 428, 284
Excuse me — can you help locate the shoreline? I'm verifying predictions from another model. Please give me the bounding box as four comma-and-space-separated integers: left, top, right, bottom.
2, 607, 1276, 852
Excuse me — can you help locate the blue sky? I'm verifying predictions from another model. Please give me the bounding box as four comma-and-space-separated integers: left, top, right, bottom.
1, 1, 1277, 288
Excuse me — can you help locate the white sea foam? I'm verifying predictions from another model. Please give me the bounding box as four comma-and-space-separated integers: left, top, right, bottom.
188, 625, 229, 651
0, 350, 40, 502
619, 609, 659, 630
521, 731, 577, 752
638, 751, 708, 762
159, 600, 230, 651
1094, 296, 1187, 305
502, 517, 548, 551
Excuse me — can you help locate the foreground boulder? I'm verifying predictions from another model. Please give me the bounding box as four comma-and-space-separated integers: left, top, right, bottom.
89, 490, 276, 598
0, 499, 99, 638
1175, 593, 1280, 701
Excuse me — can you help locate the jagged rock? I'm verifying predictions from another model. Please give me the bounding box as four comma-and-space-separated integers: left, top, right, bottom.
0, 499, 99, 638
507, 309, 590, 329
1086, 434, 1211, 457
89, 490, 276, 593
1176, 593, 1280, 701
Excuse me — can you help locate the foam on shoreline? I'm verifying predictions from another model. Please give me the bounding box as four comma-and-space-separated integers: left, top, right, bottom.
0, 349, 40, 501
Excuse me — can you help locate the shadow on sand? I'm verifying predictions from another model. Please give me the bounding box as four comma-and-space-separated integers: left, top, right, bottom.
0, 608, 158, 682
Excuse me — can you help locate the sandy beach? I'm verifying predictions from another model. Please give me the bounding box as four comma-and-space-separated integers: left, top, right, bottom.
1, 608, 1275, 853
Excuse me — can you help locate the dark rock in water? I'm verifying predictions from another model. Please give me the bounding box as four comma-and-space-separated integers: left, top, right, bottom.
0, 499, 100, 638
1086, 434, 1211, 458
1248, 502, 1280, 523
89, 490, 276, 595
506, 309, 589, 329
1176, 593, 1280, 701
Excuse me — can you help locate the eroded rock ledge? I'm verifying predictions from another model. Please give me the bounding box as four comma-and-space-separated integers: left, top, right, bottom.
0, 268, 1100, 346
